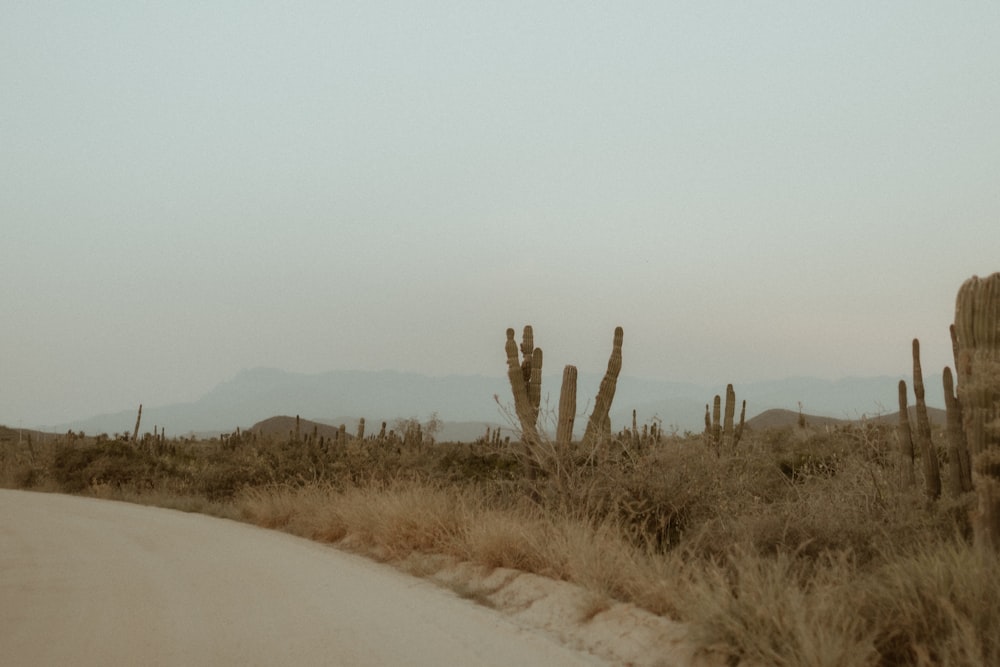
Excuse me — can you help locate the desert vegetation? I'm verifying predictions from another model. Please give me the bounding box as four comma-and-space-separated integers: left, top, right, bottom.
3, 273, 1000, 666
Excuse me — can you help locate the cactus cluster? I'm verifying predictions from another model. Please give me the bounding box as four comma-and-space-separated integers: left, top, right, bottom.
704, 384, 745, 452
620, 409, 663, 448
504, 325, 623, 449
478, 426, 506, 447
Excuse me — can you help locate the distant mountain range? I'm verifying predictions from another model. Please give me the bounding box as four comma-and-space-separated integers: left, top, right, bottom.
44, 367, 945, 440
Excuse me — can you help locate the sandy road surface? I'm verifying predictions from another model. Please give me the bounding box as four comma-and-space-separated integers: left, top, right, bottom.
0, 490, 606, 666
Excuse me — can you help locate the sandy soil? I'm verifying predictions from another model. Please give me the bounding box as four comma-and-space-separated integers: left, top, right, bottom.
0, 490, 710, 666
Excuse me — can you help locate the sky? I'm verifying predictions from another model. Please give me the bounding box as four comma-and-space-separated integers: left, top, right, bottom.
3, 2, 999, 428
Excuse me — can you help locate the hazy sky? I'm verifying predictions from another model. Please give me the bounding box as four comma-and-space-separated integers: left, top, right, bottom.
3, 2, 999, 427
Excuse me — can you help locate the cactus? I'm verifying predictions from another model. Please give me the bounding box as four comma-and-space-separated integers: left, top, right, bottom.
357, 418, 365, 441
711, 396, 722, 444
948, 324, 974, 491
583, 327, 624, 447
912, 338, 941, 500
504, 325, 622, 450
505, 327, 541, 446
556, 365, 577, 446
943, 368, 972, 495
132, 404, 143, 444
706, 384, 745, 451
953, 273, 1000, 551
897, 380, 916, 488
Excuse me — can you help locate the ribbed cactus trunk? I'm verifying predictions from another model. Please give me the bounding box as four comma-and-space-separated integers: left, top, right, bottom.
912, 339, 941, 500
723, 385, 735, 446
505, 327, 541, 446
711, 396, 722, 445
583, 327, 624, 447
950, 324, 974, 490
953, 273, 1000, 552
556, 365, 577, 447
943, 368, 972, 496
132, 404, 142, 444
897, 380, 917, 488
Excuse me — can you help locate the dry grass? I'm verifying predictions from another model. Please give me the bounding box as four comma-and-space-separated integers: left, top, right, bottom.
861, 542, 1000, 666
2, 422, 992, 665
676, 549, 880, 667
233, 479, 684, 614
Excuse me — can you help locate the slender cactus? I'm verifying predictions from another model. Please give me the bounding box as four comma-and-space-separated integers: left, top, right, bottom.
953, 273, 1000, 551
723, 385, 735, 444
897, 380, 916, 488
711, 395, 722, 445
583, 327, 624, 447
132, 404, 142, 444
943, 368, 972, 495
529, 348, 543, 422
556, 365, 577, 447
357, 417, 365, 441
912, 339, 941, 500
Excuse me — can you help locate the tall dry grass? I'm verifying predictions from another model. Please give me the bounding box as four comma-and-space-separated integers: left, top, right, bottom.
236, 479, 684, 615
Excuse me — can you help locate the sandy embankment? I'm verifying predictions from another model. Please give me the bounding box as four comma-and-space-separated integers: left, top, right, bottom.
0, 490, 710, 666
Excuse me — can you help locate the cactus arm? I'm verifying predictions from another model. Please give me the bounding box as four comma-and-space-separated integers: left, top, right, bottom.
583, 327, 624, 446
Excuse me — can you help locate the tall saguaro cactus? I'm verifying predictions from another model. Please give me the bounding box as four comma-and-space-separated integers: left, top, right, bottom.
953, 273, 1000, 551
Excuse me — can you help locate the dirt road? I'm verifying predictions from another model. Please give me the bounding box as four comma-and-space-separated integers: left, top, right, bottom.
0, 490, 606, 666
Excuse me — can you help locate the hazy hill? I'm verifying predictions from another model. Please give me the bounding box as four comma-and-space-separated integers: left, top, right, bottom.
745, 409, 851, 430
50, 367, 945, 439
0, 424, 58, 444
250, 416, 346, 440
745, 406, 947, 431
